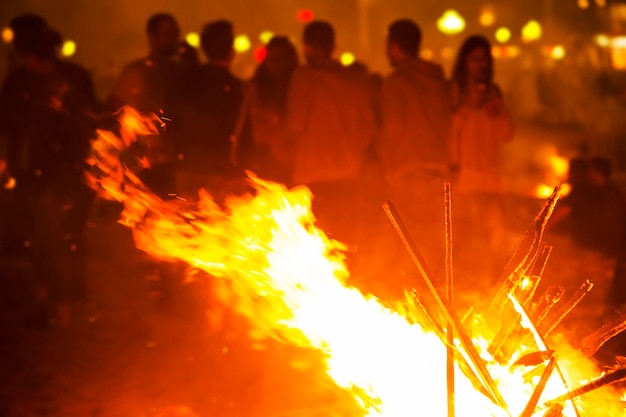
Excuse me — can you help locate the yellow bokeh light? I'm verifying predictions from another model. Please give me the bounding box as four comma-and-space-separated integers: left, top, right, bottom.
551, 45, 566, 60
495, 27, 511, 44
61, 40, 76, 57
185, 32, 200, 48
340, 52, 355, 67
234, 34, 251, 53
479, 9, 496, 27
437, 10, 466, 35
578, 0, 590, 9
2, 27, 14, 44
612, 36, 626, 48
594, 34, 610, 47
259, 30, 274, 44
521, 20, 542, 43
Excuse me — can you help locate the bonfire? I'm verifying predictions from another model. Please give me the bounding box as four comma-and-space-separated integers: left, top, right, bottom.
85, 107, 626, 417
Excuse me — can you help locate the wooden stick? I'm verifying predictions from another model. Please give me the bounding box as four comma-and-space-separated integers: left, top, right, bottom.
444, 182, 455, 417
383, 200, 509, 413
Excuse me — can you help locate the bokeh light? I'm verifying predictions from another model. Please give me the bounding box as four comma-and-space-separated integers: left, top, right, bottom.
551, 45, 566, 60
254, 46, 267, 62
479, 8, 496, 27
521, 20, 542, 43
234, 34, 251, 53
2, 27, 13, 44
420, 48, 434, 60
185, 32, 200, 48
61, 40, 77, 57
578, 0, 590, 9
259, 30, 274, 44
297, 9, 314, 23
495, 27, 511, 44
594, 34, 610, 47
340, 52, 355, 66
437, 10, 466, 35
441, 47, 455, 60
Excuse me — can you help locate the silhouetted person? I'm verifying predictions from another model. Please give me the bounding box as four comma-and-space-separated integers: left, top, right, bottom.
377, 19, 452, 189
450, 35, 513, 252
578, 157, 624, 255
237, 36, 298, 183
108, 12, 191, 199
177, 19, 244, 200
284, 20, 376, 240
0, 23, 100, 328
550, 157, 592, 238
374, 19, 452, 270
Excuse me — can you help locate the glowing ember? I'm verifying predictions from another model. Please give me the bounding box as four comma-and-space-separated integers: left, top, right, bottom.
86, 107, 625, 416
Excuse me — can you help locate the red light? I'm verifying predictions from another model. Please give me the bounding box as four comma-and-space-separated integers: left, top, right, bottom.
297, 9, 314, 22
254, 46, 267, 62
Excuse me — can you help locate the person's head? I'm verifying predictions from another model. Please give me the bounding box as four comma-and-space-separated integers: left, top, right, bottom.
302, 21, 335, 63
10, 13, 48, 55
386, 19, 422, 67
200, 20, 235, 64
262, 36, 298, 78
146, 13, 180, 57
452, 35, 493, 90
17, 27, 62, 72
590, 156, 612, 186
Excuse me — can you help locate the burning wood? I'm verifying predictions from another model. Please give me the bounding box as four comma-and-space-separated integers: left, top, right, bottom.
531, 286, 566, 325
544, 367, 626, 407
487, 186, 561, 319
580, 310, 626, 357
538, 280, 594, 336
519, 355, 557, 417
519, 245, 553, 308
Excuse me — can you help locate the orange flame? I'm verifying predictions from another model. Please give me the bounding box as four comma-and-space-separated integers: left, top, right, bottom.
86, 107, 624, 416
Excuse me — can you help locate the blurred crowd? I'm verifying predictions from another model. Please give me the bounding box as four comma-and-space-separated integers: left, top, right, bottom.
16, 10, 626, 330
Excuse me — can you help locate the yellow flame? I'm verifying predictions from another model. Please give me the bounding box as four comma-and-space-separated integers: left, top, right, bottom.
86, 107, 625, 417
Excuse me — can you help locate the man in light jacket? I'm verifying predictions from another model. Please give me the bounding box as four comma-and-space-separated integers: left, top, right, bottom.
377, 19, 452, 186
285, 20, 376, 240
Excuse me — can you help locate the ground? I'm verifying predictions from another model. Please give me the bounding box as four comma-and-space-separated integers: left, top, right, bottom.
0, 121, 625, 417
